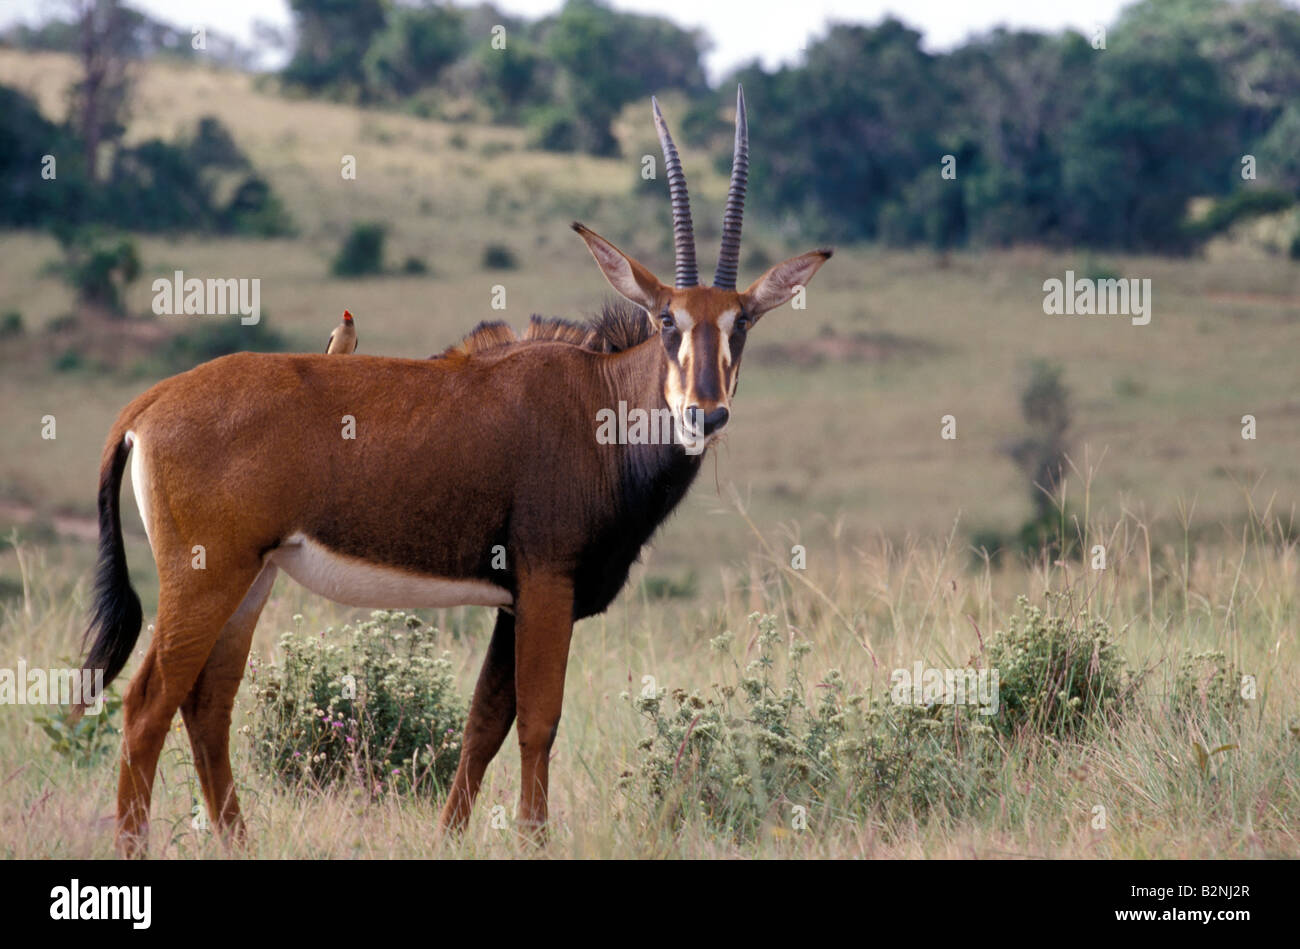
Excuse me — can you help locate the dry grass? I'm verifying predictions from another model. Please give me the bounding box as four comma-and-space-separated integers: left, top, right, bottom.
1, 490, 1297, 858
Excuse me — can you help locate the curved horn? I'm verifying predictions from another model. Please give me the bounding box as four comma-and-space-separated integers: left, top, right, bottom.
652, 96, 699, 288
713, 85, 748, 291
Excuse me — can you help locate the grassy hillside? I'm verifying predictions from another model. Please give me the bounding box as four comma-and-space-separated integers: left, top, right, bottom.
0, 51, 1297, 858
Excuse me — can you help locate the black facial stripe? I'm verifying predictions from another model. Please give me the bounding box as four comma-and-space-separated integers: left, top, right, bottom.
692, 324, 722, 402
662, 327, 682, 365
729, 328, 747, 362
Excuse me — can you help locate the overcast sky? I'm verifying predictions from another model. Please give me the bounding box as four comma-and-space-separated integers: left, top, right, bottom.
2, 0, 1138, 77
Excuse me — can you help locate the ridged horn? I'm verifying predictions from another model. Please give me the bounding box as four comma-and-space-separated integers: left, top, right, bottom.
652, 96, 699, 288
713, 85, 748, 291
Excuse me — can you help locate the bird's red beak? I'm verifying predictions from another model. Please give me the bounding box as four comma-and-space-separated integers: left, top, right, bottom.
343, 310, 353, 323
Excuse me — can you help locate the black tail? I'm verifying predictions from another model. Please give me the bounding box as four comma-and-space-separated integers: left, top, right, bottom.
82, 437, 143, 690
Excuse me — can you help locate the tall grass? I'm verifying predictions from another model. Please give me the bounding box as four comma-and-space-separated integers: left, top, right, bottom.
0, 489, 1295, 858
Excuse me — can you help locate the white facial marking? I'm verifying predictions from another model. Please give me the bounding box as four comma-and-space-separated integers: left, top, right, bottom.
717, 309, 738, 367
672, 308, 695, 365
269, 533, 513, 608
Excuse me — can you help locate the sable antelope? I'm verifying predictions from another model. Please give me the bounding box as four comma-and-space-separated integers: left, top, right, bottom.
80, 87, 830, 855
326, 309, 357, 354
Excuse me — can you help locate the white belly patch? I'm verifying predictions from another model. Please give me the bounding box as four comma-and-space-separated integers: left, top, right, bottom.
268, 533, 513, 609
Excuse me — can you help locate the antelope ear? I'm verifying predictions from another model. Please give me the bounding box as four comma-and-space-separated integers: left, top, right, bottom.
740, 248, 833, 320
572, 222, 667, 313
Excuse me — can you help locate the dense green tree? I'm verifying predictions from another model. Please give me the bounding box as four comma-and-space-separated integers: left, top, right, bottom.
939, 30, 1094, 247
283, 0, 387, 96
1060, 33, 1238, 250
735, 20, 946, 242
0, 87, 93, 227
0, 87, 290, 236
1253, 103, 1300, 195
363, 2, 468, 98
540, 0, 707, 155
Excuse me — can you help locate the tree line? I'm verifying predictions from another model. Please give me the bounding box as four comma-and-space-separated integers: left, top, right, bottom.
3, 0, 1299, 254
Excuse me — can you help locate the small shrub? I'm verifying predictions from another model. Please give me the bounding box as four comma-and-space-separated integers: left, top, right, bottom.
51, 348, 86, 373
1169, 650, 1243, 722
246, 612, 467, 797
527, 105, 580, 153
984, 595, 1131, 740
482, 243, 518, 270
219, 175, 295, 237
187, 115, 249, 170
52, 228, 140, 316
331, 223, 388, 277
1183, 188, 1295, 241
1001, 360, 1074, 558
969, 527, 1006, 567
400, 255, 429, 275
623, 613, 998, 841
641, 571, 697, 600
0, 311, 23, 338
1081, 259, 1120, 283
32, 688, 123, 767
1113, 374, 1145, 398
45, 313, 78, 334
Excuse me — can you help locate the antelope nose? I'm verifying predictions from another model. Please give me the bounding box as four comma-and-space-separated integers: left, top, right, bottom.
689, 405, 730, 435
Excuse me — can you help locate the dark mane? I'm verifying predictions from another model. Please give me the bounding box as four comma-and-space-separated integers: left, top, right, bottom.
584, 298, 657, 353
443, 320, 517, 357
434, 298, 654, 359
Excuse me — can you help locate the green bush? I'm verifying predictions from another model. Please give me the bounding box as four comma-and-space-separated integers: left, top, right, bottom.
1081, 259, 1121, 283
0, 93, 291, 236
246, 612, 466, 797
623, 613, 998, 841
641, 570, 697, 600
52, 228, 140, 316
218, 175, 295, 237
32, 687, 123, 767
1183, 188, 1295, 241
51, 348, 90, 373
526, 105, 580, 153
984, 595, 1131, 740
0, 311, 23, 339
481, 243, 518, 270
969, 527, 1006, 567
331, 223, 388, 276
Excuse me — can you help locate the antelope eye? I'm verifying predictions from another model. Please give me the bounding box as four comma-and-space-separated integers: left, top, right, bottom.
735, 314, 750, 331
660, 312, 676, 330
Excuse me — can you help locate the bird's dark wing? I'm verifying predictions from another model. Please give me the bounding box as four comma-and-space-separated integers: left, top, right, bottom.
325, 332, 334, 353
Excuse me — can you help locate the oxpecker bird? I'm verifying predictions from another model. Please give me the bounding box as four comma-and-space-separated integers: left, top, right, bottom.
326, 310, 357, 354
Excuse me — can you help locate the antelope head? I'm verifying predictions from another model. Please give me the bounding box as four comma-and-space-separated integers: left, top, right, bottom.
573, 87, 832, 450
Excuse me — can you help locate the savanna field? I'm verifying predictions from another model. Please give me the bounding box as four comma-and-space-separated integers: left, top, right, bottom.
1, 49, 1299, 858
